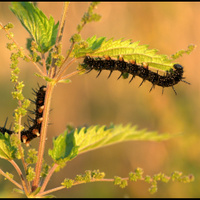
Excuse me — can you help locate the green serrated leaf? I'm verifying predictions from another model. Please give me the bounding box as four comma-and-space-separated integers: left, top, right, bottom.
71, 36, 106, 58
73, 36, 177, 71
54, 124, 175, 159
74, 124, 174, 154
49, 123, 176, 167
0, 132, 17, 160
48, 131, 79, 163
10, 2, 59, 53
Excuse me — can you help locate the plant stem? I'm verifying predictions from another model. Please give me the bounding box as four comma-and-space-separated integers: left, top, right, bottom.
55, 58, 77, 82
56, 2, 70, 45
32, 82, 55, 191
41, 53, 47, 76
0, 168, 23, 190
9, 160, 29, 196
0, 23, 45, 76
31, 4, 70, 189
39, 163, 58, 193
16, 89, 31, 193
49, 2, 70, 78
38, 177, 129, 197
17, 140, 32, 193
59, 70, 80, 81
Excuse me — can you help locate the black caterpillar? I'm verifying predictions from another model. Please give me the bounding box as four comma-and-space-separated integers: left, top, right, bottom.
0, 85, 46, 146
82, 56, 190, 94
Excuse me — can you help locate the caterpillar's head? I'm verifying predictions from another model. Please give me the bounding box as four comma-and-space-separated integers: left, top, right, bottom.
173, 64, 183, 71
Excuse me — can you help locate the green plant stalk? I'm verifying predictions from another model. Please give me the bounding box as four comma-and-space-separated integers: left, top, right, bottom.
32, 82, 55, 191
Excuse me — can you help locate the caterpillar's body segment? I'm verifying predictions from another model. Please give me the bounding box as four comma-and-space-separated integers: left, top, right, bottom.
82, 56, 190, 94
0, 85, 46, 146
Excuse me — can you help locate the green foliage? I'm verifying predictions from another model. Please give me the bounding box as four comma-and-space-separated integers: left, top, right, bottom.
171, 44, 196, 60
128, 168, 194, 195
74, 124, 173, 154
129, 168, 144, 182
76, 2, 101, 33
73, 36, 187, 72
34, 73, 55, 83
9, 48, 30, 134
25, 149, 38, 164
10, 134, 24, 159
40, 162, 50, 178
72, 35, 106, 58
0, 133, 17, 160
59, 168, 194, 194
4, 172, 14, 180
49, 124, 174, 168
10, 2, 59, 53
0, 2, 196, 198
171, 171, 195, 183
26, 38, 41, 61
114, 176, 128, 188
91, 169, 105, 179
61, 178, 74, 188
48, 131, 79, 166
26, 166, 36, 182
28, 187, 42, 198
58, 79, 71, 84
61, 169, 105, 189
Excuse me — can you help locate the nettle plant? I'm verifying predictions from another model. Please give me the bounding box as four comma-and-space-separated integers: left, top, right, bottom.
0, 2, 195, 198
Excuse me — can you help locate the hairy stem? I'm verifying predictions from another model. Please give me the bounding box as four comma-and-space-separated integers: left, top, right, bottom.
56, 2, 70, 45
32, 83, 55, 191
0, 168, 22, 190
55, 58, 77, 82
9, 160, 29, 196
38, 177, 129, 197
59, 70, 80, 81
49, 2, 70, 78
17, 139, 32, 193
41, 53, 47, 76
39, 163, 58, 193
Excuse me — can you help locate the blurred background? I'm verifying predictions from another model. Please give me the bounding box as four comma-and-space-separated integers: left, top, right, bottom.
0, 2, 199, 198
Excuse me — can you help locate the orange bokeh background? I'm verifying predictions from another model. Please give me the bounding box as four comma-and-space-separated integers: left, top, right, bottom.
0, 2, 200, 198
